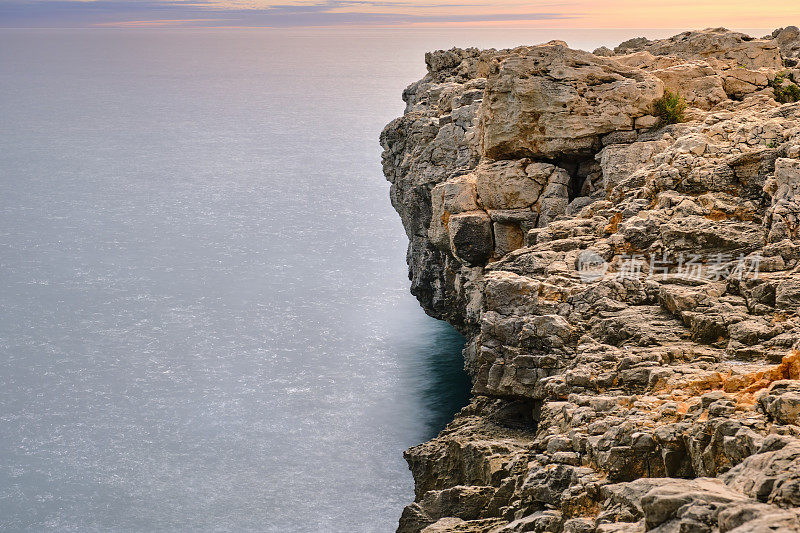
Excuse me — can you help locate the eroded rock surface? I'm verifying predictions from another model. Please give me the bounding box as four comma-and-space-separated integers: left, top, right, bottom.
381, 28, 800, 533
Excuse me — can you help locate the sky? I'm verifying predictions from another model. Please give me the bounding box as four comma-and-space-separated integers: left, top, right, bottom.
0, 0, 799, 29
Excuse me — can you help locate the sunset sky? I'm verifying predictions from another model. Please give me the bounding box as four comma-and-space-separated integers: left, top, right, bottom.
1, 0, 799, 28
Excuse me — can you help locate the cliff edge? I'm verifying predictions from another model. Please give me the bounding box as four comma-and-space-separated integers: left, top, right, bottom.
381, 28, 800, 533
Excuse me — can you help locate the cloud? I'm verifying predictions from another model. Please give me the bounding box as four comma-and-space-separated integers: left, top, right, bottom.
0, 0, 576, 27
92, 17, 228, 26
2, 0, 798, 29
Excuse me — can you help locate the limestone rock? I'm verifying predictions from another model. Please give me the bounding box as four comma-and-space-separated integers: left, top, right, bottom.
381, 27, 800, 533
475, 160, 547, 210
648, 59, 728, 110
449, 211, 493, 266
723, 68, 771, 100
772, 158, 800, 202
478, 43, 663, 160
770, 26, 800, 59
666, 65, 728, 109
612, 28, 783, 70
758, 380, 800, 425
597, 140, 669, 193
430, 174, 480, 250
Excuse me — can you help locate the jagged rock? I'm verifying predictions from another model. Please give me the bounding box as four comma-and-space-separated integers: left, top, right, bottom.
764, 158, 800, 243
654, 60, 729, 110
430, 175, 480, 249
776, 279, 800, 310
758, 380, 800, 424
382, 27, 800, 533
722, 444, 800, 507
484, 271, 540, 316
597, 140, 669, 193
610, 28, 783, 70
771, 26, 800, 59
722, 68, 772, 99
660, 215, 763, 254
614, 53, 730, 110
772, 158, 800, 202
421, 517, 505, 532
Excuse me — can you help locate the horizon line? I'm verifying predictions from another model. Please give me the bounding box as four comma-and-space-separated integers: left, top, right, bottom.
0, 25, 780, 30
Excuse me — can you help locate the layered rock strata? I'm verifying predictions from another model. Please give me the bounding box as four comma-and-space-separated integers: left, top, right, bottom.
381, 28, 800, 533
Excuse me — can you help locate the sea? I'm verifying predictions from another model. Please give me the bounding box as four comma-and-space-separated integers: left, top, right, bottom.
0, 27, 768, 532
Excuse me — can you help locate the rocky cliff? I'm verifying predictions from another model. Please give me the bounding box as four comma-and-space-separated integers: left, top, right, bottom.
381, 28, 800, 533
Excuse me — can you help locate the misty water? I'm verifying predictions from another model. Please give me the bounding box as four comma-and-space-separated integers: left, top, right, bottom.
0, 28, 765, 532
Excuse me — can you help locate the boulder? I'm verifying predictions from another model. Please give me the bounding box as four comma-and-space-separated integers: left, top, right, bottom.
770, 26, 800, 59
448, 211, 493, 265
429, 174, 479, 249
652, 60, 728, 110
758, 380, 800, 425
723, 69, 771, 99
764, 159, 800, 243
772, 158, 800, 203
484, 271, 539, 316
660, 215, 763, 255
492, 220, 526, 256
474, 159, 546, 210
598, 140, 669, 193
775, 279, 800, 310
479, 43, 663, 159
723, 444, 800, 507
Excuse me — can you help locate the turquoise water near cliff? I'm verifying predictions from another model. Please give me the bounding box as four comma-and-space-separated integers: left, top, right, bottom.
0, 28, 767, 532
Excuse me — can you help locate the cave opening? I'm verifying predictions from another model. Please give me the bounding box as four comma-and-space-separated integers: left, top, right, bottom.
553, 153, 602, 202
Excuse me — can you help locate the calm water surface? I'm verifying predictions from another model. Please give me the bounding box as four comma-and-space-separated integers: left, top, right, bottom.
0, 28, 765, 532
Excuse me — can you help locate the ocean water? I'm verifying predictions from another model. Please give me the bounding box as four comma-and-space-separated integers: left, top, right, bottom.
0, 28, 769, 532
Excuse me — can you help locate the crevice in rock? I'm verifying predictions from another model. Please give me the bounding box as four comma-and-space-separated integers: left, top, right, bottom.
557, 155, 601, 201
486, 398, 540, 431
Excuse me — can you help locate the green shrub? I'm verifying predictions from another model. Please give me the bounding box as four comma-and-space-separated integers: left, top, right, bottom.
653, 89, 687, 127
778, 83, 800, 103
769, 71, 800, 104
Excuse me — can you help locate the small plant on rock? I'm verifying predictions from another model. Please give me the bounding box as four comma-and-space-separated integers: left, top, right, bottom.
653, 89, 687, 127
769, 71, 800, 104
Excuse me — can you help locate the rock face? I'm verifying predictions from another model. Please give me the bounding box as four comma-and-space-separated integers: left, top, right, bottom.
770, 27, 800, 61
381, 28, 800, 533
478, 43, 664, 160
